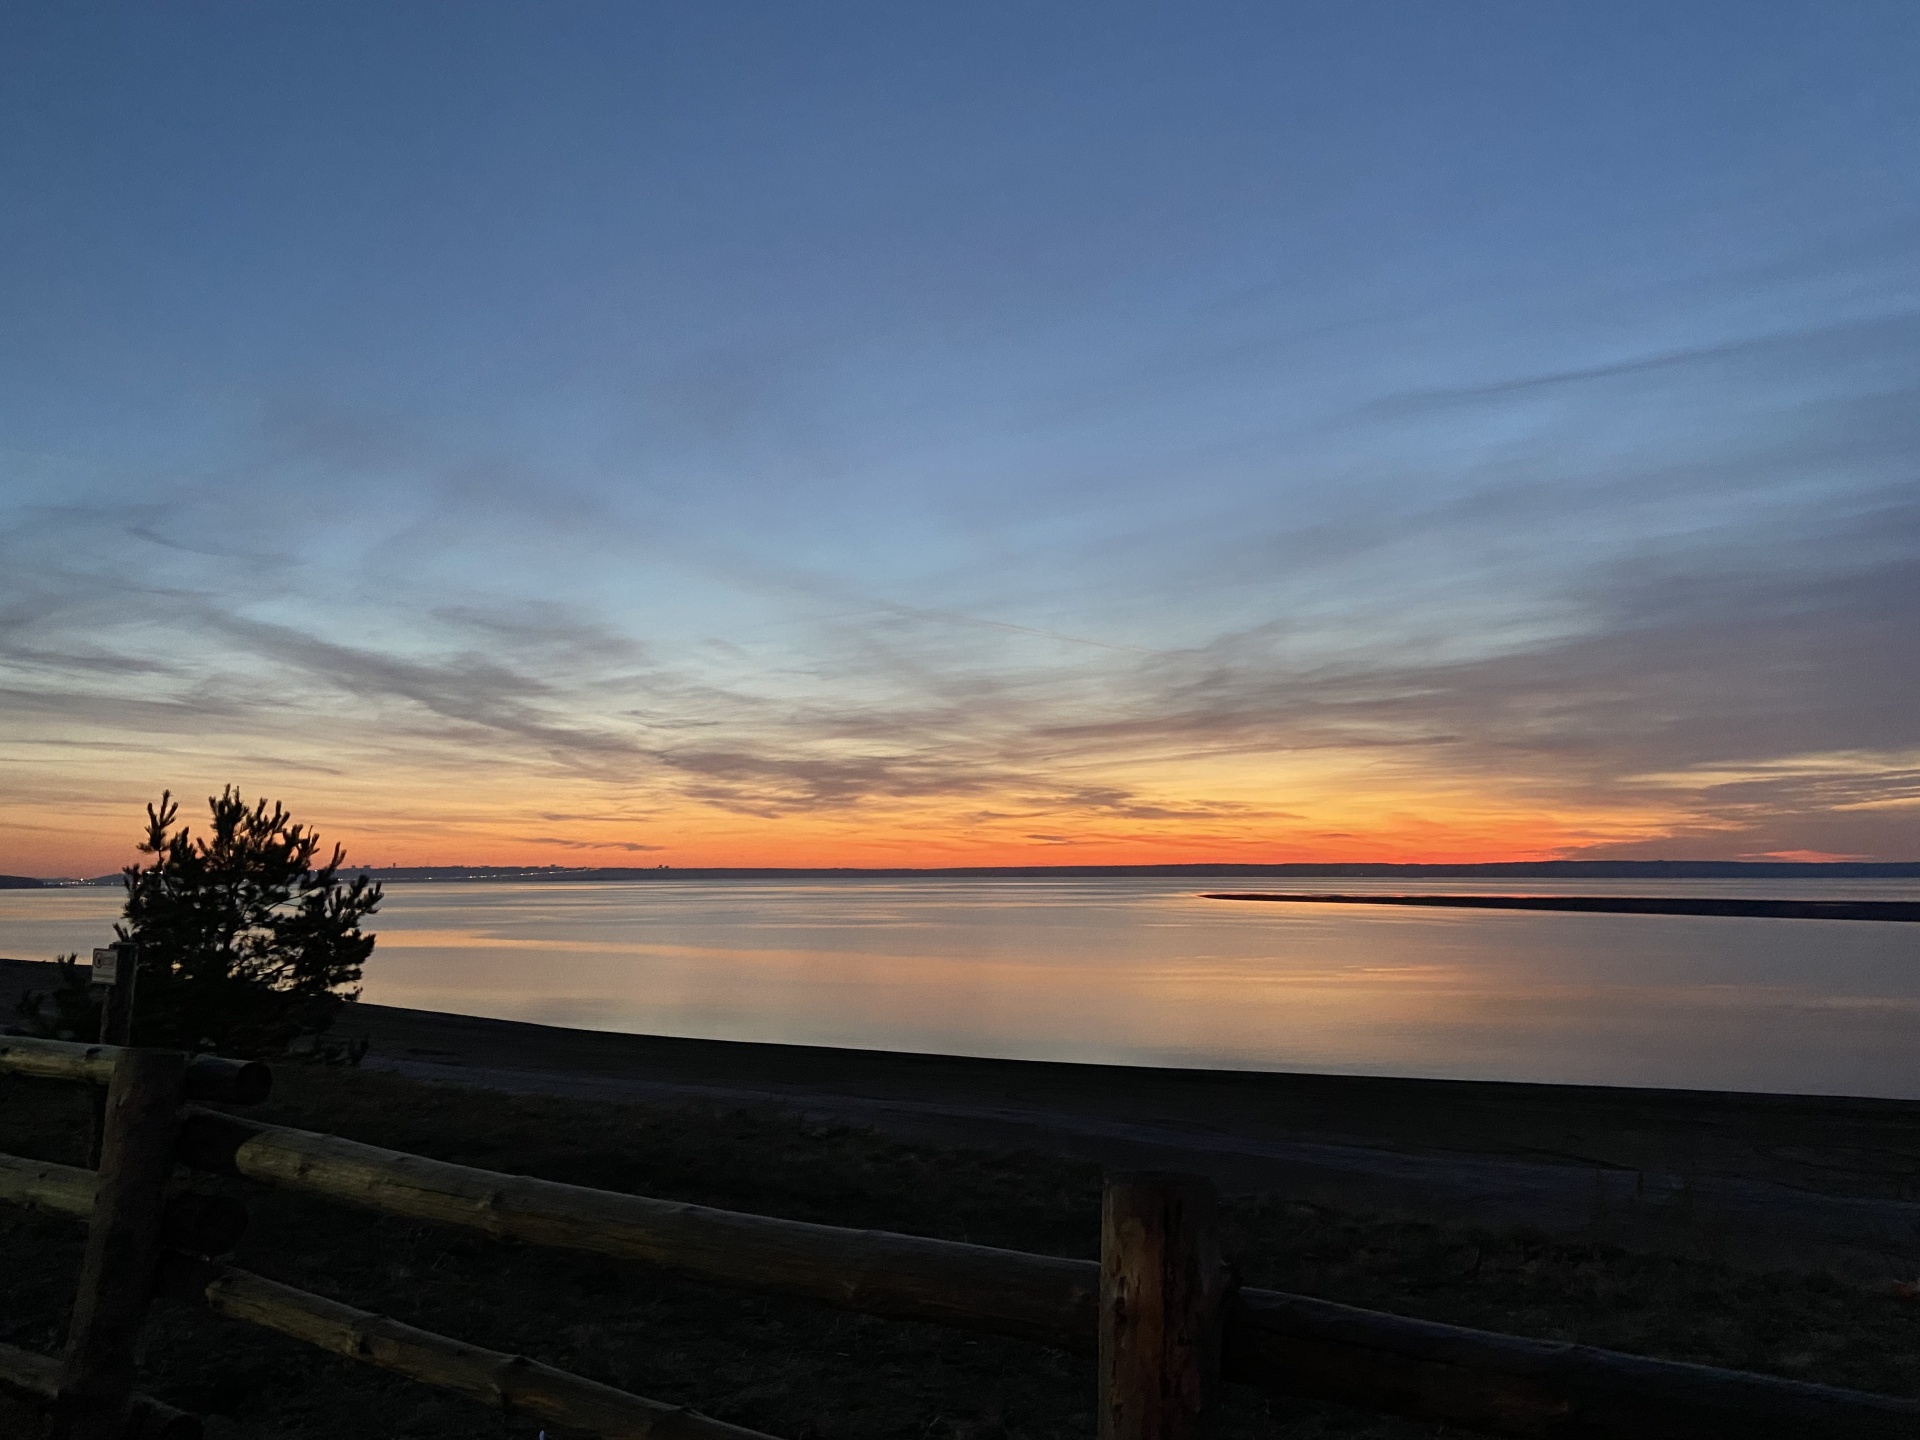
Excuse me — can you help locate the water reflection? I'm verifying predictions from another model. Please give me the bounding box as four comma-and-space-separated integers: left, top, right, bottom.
4, 878, 1916, 1096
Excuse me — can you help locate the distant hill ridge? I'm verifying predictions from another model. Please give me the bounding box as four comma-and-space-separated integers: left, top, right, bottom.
335, 860, 1920, 882
28, 860, 1918, 886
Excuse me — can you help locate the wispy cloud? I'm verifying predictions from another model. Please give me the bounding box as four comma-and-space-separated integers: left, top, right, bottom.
3, 64, 1916, 872
1369, 312, 1920, 413
522, 835, 666, 852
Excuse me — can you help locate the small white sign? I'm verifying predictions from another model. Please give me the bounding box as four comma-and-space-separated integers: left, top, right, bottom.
91, 946, 119, 984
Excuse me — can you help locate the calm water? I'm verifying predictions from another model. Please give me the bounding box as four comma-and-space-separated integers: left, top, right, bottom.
4, 877, 1918, 1097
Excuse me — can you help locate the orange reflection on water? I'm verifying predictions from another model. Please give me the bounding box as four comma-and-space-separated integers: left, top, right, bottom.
347, 879, 1920, 1096
4, 879, 1916, 1096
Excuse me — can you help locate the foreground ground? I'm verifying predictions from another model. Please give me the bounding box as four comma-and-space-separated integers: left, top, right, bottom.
8, 956, 1920, 1252
328, 996, 1920, 1279
3, 1059, 1920, 1439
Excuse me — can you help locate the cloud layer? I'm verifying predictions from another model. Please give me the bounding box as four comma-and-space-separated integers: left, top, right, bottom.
2, 5, 1916, 870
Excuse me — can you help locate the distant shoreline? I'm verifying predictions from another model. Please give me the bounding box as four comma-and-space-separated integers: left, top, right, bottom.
1204, 892, 1920, 922
17, 859, 1920, 887
269, 858, 1920, 884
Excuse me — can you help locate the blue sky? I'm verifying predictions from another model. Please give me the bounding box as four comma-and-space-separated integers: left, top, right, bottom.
3, 2, 1916, 871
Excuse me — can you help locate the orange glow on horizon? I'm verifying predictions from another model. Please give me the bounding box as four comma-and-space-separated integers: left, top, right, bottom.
12, 721, 1894, 878
2, 762, 1691, 877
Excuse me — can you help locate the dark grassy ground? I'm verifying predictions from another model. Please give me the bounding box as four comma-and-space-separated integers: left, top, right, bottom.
3, 1065, 1919, 1439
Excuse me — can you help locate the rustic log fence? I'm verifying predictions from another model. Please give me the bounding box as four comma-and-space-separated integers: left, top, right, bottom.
4, 1032, 1919, 1439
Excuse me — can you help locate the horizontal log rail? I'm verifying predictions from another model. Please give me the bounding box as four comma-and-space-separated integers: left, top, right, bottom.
0, 1149, 97, 1218
178, 1107, 1097, 1345
0, 1035, 271, 1106
0, 1151, 250, 1255
177, 1109, 1920, 1439
0, 1341, 200, 1440
157, 1254, 779, 1440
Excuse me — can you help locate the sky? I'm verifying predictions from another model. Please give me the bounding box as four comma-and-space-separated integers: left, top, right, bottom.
2, 2, 1917, 875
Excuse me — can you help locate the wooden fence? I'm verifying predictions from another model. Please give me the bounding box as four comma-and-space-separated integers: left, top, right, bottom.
3, 1033, 1919, 1439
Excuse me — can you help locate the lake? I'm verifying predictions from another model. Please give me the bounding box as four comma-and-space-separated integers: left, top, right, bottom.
4, 876, 1917, 1098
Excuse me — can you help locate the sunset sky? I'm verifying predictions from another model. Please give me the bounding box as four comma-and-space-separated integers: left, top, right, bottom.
3, 2, 1916, 876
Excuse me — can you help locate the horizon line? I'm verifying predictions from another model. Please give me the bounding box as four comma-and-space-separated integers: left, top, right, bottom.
21, 858, 1920, 887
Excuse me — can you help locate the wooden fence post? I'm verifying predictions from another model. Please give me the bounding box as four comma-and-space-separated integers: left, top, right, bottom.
86, 944, 139, 1169
55, 1047, 186, 1440
94, 944, 140, 1050
1099, 1172, 1228, 1440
